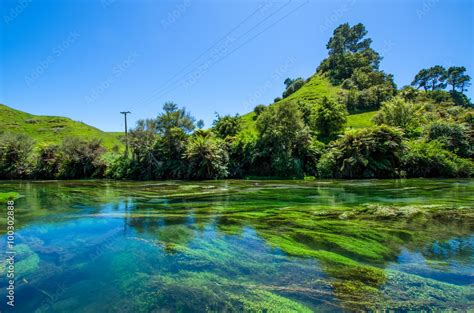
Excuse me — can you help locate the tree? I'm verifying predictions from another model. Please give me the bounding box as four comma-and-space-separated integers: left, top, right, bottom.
412, 66, 447, 91
256, 101, 312, 177
58, 138, 106, 178
373, 97, 423, 135
35, 144, 61, 179
155, 102, 196, 178
185, 131, 229, 179
282, 77, 305, 98
212, 114, 242, 139
197, 119, 205, 129
318, 23, 381, 84
445, 66, 471, 93
253, 105, 266, 120
411, 69, 430, 91
157, 102, 195, 136
427, 65, 447, 90
0, 133, 34, 178
312, 97, 347, 138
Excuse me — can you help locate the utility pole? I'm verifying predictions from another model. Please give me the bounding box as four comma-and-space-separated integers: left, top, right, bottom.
120, 111, 131, 156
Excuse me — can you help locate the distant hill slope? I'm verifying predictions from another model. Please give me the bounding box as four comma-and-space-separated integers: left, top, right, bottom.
0, 104, 123, 150
240, 74, 375, 133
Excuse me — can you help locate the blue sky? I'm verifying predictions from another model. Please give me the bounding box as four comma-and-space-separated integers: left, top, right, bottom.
1, 0, 473, 131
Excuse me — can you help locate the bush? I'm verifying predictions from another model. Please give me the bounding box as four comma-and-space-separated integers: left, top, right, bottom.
0, 133, 34, 178
373, 97, 423, 136
402, 140, 473, 178
312, 97, 347, 138
34, 144, 61, 179
185, 131, 229, 179
58, 138, 107, 179
253, 105, 266, 119
212, 114, 242, 139
317, 125, 404, 178
424, 121, 472, 158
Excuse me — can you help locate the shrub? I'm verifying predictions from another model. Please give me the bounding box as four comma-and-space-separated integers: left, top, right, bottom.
212, 114, 242, 139
402, 140, 473, 178
0, 133, 34, 178
58, 138, 107, 178
317, 125, 404, 178
185, 132, 229, 179
312, 96, 347, 138
253, 105, 266, 119
34, 144, 61, 179
424, 121, 472, 158
373, 97, 423, 136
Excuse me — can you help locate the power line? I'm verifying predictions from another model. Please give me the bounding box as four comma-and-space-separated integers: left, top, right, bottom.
137, 2, 282, 107
152, 0, 309, 101
120, 111, 131, 156
140, 0, 295, 107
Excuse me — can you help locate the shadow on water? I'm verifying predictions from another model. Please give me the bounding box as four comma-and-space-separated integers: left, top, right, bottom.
0, 179, 473, 312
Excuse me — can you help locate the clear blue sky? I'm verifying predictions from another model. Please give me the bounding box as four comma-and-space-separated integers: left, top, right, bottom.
1, 0, 473, 131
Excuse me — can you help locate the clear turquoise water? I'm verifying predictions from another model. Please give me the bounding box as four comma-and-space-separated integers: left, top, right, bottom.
0, 179, 473, 312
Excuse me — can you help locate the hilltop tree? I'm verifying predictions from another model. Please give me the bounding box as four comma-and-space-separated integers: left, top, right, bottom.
412, 66, 446, 91
282, 77, 305, 98
411, 68, 430, 91
445, 66, 471, 93
318, 23, 381, 84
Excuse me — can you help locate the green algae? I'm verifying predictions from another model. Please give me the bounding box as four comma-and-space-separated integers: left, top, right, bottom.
0, 191, 19, 203
0, 179, 472, 311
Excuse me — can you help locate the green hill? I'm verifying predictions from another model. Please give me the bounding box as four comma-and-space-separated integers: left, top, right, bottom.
240, 74, 376, 133
0, 104, 123, 150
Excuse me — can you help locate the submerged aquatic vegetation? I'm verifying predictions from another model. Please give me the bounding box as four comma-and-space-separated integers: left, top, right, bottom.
0, 179, 472, 312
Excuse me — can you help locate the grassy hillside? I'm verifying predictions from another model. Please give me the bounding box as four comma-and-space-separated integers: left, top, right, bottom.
240, 74, 376, 133
0, 104, 123, 150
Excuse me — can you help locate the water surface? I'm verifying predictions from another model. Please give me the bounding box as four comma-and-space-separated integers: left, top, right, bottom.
0, 179, 473, 312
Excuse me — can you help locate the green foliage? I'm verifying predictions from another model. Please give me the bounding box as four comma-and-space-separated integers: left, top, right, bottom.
318, 23, 381, 84
256, 101, 312, 177
185, 131, 229, 179
0, 133, 34, 178
373, 97, 423, 135
401, 140, 473, 178
57, 138, 107, 179
253, 104, 266, 120
312, 96, 347, 138
318, 126, 404, 178
34, 144, 61, 179
0, 192, 19, 203
423, 121, 472, 158
412, 65, 471, 95
282, 77, 305, 98
445, 66, 471, 92
317, 23, 396, 111
212, 114, 242, 139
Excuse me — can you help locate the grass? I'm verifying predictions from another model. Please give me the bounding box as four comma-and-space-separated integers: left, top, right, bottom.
346, 111, 377, 130
240, 75, 378, 134
0, 103, 123, 150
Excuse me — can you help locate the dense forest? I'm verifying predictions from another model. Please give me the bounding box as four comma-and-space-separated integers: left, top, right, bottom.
1, 23, 473, 180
